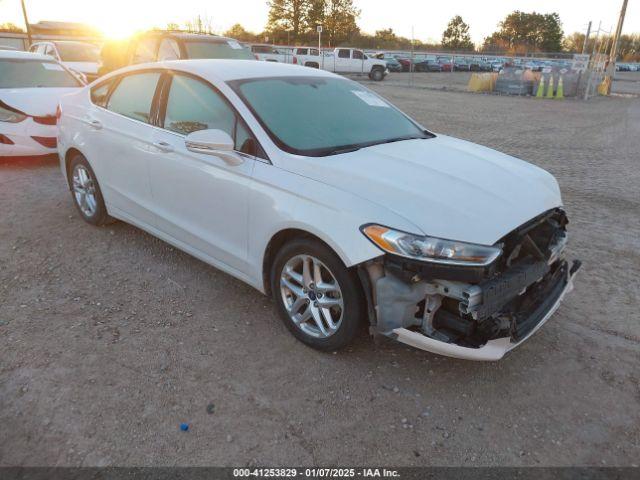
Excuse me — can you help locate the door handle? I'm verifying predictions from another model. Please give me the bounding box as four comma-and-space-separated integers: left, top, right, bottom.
83, 118, 102, 130
152, 141, 174, 153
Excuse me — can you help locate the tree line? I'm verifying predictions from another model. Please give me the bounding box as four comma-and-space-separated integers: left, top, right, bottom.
2, 5, 639, 61
225, 2, 639, 60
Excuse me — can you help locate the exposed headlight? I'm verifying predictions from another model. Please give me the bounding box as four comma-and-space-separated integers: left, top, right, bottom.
0, 105, 27, 123
361, 224, 502, 267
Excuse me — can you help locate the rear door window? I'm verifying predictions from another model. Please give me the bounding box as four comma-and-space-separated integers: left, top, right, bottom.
107, 72, 160, 123
338, 49, 350, 59
90, 80, 114, 107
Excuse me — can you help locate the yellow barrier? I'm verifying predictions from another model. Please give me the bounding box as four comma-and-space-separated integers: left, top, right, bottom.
597, 77, 611, 96
468, 73, 498, 92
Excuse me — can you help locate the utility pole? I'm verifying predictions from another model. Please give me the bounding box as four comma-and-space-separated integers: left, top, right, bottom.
20, 0, 33, 47
317, 25, 323, 69
582, 21, 592, 54
605, 0, 629, 94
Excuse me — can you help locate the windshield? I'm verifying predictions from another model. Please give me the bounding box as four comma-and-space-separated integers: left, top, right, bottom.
56, 42, 100, 62
184, 40, 255, 60
0, 59, 81, 88
230, 76, 430, 157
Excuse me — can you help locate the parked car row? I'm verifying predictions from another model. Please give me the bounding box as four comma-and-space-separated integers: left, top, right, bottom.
376, 54, 496, 73
616, 63, 640, 72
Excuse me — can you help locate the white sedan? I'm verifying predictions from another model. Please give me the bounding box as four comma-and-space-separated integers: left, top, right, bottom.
57, 60, 579, 360
1, 50, 83, 158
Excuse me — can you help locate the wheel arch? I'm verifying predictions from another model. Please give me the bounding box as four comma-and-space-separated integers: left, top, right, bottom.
261, 227, 366, 296
64, 147, 86, 186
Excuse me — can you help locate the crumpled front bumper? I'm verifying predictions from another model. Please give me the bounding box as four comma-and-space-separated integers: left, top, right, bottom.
388, 263, 579, 361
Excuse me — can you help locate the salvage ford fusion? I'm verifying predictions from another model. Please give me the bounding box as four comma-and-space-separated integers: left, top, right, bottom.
57, 60, 580, 360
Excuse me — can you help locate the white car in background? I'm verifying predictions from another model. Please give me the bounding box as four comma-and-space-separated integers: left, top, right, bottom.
0, 50, 83, 158
29, 40, 100, 82
57, 60, 579, 360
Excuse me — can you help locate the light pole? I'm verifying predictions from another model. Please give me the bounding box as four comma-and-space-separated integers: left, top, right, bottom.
20, 0, 33, 47
582, 21, 592, 54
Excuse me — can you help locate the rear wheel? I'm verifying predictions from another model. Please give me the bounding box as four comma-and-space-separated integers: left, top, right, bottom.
271, 238, 363, 351
67, 153, 112, 226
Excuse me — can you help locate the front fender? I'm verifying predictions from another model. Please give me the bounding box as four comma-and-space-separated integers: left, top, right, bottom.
246, 161, 420, 292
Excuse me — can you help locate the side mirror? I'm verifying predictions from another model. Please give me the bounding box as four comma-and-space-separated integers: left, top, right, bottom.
185, 129, 243, 166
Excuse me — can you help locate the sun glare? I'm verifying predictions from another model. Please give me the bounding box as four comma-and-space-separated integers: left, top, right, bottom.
91, 2, 157, 39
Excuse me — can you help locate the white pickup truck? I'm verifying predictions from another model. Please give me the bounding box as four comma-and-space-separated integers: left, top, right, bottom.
250, 44, 292, 63
292, 47, 388, 81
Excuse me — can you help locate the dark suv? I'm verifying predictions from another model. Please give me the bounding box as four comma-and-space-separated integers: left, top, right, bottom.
99, 31, 255, 75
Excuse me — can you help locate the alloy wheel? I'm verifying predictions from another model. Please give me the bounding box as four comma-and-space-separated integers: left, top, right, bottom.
279, 254, 344, 338
72, 164, 98, 217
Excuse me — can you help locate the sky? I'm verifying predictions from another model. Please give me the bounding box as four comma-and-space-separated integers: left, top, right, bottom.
0, 0, 638, 44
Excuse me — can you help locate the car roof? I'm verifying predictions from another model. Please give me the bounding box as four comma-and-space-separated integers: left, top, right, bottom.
138, 31, 237, 43
51, 40, 98, 46
0, 50, 55, 61
104, 58, 337, 83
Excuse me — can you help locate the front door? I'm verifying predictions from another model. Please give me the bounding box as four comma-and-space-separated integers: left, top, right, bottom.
146, 73, 260, 275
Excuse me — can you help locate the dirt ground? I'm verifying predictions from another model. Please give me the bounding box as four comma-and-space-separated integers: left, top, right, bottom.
1, 73, 639, 467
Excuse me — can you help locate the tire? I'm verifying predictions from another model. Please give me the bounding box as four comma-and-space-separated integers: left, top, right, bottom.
67, 153, 112, 226
369, 68, 384, 81
305, 62, 319, 69
270, 238, 364, 351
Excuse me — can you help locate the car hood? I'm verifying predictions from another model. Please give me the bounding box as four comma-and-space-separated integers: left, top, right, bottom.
280, 135, 562, 245
0, 87, 79, 116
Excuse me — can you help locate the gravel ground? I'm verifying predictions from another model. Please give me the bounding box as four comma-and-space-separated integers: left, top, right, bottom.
1, 76, 639, 467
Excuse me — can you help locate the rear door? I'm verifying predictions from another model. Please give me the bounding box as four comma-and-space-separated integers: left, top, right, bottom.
146, 73, 262, 274
83, 71, 162, 222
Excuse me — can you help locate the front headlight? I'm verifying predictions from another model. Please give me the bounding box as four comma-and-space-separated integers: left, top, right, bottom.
361, 224, 502, 267
0, 105, 27, 123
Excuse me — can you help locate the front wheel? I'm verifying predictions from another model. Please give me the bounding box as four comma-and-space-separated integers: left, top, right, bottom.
271, 238, 364, 351
369, 68, 384, 81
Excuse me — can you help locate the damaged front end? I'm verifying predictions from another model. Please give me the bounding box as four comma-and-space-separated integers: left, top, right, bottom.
359, 209, 581, 361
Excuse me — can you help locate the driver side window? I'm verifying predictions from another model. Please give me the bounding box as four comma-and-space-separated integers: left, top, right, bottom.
163, 74, 265, 158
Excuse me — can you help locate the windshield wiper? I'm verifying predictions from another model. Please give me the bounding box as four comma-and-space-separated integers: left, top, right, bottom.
324, 146, 362, 156
380, 135, 426, 145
